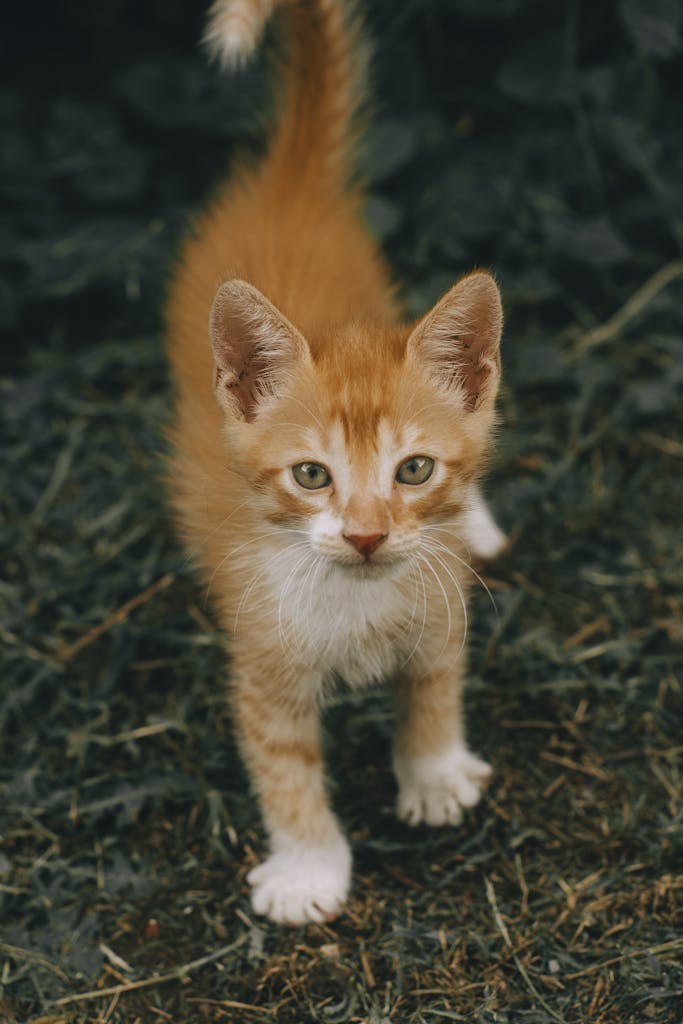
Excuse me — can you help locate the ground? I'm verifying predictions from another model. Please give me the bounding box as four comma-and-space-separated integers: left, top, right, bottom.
1, 1, 682, 1022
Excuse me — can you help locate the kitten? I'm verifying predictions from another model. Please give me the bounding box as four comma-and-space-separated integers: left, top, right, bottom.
165, 0, 506, 924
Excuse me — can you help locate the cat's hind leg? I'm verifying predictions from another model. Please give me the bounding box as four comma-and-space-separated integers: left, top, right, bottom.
462, 484, 507, 561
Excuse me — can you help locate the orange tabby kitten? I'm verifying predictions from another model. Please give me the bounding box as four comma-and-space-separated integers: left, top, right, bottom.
166, 0, 506, 924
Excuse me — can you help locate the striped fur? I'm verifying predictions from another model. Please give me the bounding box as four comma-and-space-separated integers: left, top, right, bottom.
165, 0, 504, 924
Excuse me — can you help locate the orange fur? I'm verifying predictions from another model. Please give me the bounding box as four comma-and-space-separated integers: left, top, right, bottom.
165, 0, 504, 924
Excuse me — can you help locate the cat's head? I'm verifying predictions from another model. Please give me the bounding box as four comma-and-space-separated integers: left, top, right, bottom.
208, 273, 502, 574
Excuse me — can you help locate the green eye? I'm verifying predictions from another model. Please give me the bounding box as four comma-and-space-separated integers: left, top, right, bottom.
396, 455, 435, 486
292, 462, 332, 490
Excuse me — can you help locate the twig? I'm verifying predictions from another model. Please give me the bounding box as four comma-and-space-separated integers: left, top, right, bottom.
641, 431, 683, 458
52, 934, 247, 1007
360, 949, 376, 989
485, 877, 568, 1024
85, 720, 187, 748
539, 751, 610, 782
0, 942, 71, 984
57, 573, 175, 662
186, 996, 276, 1016
571, 258, 683, 357
564, 937, 683, 980
99, 943, 133, 973
0, 627, 64, 670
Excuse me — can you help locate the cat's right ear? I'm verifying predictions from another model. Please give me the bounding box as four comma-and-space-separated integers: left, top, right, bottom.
209, 280, 310, 422
407, 271, 503, 412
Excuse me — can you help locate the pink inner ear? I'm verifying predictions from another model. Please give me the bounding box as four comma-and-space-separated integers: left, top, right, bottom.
209, 280, 309, 422
210, 296, 262, 421
408, 272, 502, 411
214, 350, 271, 423
459, 355, 496, 412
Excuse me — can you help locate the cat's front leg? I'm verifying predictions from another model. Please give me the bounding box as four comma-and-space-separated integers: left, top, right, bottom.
393, 657, 491, 827
231, 659, 350, 924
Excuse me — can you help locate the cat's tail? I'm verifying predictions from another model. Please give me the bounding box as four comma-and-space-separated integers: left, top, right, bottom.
203, 0, 366, 188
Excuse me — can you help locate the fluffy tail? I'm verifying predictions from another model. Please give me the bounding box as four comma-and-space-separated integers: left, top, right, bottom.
203, 0, 366, 187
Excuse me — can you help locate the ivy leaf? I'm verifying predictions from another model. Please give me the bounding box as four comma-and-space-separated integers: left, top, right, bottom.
497, 32, 577, 106
362, 117, 419, 183
542, 214, 630, 268
117, 57, 263, 136
364, 194, 402, 240
44, 101, 147, 205
514, 344, 574, 391
620, 0, 681, 58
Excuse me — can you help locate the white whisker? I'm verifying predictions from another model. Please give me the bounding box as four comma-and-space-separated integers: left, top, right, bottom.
415, 551, 453, 661
399, 556, 428, 669
205, 526, 311, 604
413, 552, 450, 647
177, 495, 255, 575
233, 540, 311, 636
396, 379, 461, 432
282, 394, 325, 433
418, 541, 469, 658
404, 562, 421, 635
290, 552, 324, 665
205, 530, 280, 605
277, 553, 310, 657
421, 529, 500, 624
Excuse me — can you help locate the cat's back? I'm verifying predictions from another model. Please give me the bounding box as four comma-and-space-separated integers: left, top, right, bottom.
167, 170, 393, 377
165, 0, 397, 576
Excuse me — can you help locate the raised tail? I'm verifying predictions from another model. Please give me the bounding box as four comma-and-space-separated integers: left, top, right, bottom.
203, 0, 367, 188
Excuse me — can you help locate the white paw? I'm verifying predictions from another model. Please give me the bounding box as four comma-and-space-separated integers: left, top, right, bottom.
247, 835, 351, 924
462, 486, 507, 561
395, 743, 492, 827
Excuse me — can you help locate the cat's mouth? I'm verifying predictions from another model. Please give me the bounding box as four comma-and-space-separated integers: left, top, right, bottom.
338, 562, 390, 580
331, 553, 404, 579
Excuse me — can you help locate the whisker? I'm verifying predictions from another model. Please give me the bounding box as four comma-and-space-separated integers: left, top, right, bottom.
418, 542, 469, 658
291, 552, 324, 666
176, 496, 254, 576
421, 532, 500, 624
204, 527, 311, 605
419, 518, 472, 550
205, 531, 276, 606
400, 397, 454, 432
201, 496, 253, 541
404, 561, 421, 635
233, 541, 311, 636
415, 550, 455, 662
281, 395, 325, 433
277, 555, 309, 657
399, 556, 428, 670
308, 555, 326, 621
293, 552, 324, 659
276, 545, 326, 659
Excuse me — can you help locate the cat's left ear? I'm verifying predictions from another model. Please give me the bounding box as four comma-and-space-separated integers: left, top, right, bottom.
407, 271, 502, 412
209, 280, 310, 422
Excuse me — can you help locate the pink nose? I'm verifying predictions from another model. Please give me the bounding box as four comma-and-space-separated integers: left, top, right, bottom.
344, 533, 387, 557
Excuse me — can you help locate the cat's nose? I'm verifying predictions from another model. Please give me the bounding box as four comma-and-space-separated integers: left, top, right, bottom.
343, 533, 387, 558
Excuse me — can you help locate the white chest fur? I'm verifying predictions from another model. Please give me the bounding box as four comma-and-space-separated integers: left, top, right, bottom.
264, 554, 418, 686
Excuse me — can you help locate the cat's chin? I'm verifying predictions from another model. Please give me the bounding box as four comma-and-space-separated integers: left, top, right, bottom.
331, 558, 402, 581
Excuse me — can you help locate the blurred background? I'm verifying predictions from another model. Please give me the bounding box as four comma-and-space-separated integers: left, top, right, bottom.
4, 0, 683, 339
1, 2, 682, 1021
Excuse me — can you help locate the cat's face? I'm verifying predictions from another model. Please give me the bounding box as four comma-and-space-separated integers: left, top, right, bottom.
241, 364, 484, 577
209, 274, 502, 577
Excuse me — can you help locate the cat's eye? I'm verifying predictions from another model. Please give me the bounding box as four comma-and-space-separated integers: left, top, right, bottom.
396, 455, 435, 486
292, 462, 332, 490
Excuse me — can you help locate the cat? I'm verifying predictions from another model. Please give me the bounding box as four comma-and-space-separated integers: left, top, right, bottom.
165, 0, 506, 924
